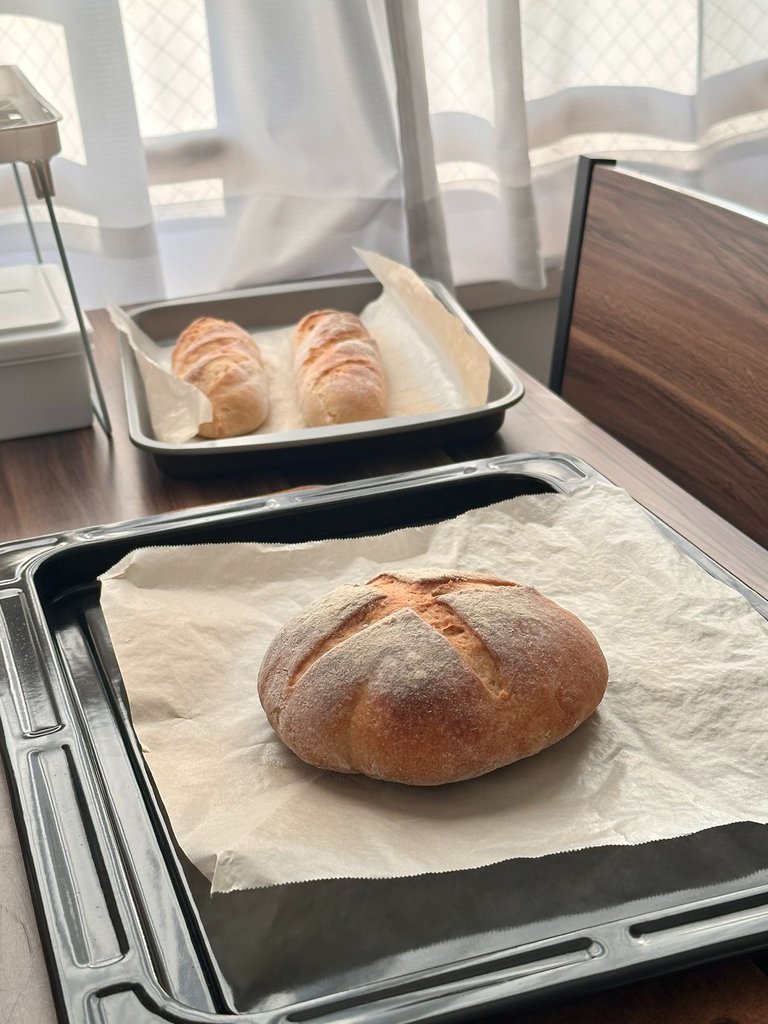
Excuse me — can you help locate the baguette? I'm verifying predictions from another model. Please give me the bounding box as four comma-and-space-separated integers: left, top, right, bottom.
257, 568, 609, 786
171, 317, 269, 439
293, 309, 388, 427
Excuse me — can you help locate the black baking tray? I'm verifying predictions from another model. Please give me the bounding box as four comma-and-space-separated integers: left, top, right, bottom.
2, 453, 768, 1024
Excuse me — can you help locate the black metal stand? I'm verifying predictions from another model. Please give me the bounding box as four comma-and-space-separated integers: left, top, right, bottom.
12, 159, 112, 436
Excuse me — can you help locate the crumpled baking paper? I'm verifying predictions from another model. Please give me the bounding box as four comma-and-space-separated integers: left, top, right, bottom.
108, 250, 490, 443
99, 482, 768, 893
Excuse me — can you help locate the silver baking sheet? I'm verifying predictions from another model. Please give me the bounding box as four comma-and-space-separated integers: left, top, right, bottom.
116, 275, 524, 472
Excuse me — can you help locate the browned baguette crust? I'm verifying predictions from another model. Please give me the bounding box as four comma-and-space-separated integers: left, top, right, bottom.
293, 309, 388, 427
171, 317, 269, 438
257, 569, 609, 785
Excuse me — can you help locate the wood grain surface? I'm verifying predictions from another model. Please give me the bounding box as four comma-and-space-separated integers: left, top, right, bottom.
562, 165, 768, 549
0, 306, 767, 1023
1, 309, 765, 595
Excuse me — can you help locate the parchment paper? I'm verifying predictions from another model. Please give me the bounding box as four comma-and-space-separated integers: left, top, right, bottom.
108, 250, 490, 444
99, 483, 768, 894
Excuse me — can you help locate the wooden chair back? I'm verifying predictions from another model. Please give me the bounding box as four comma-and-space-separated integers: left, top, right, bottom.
550, 158, 768, 549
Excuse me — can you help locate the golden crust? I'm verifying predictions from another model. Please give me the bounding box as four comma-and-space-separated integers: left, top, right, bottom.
171, 317, 269, 438
293, 309, 388, 426
257, 569, 609, 785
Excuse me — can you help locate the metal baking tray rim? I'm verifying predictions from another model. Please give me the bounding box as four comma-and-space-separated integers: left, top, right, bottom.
116, 274, 525, 457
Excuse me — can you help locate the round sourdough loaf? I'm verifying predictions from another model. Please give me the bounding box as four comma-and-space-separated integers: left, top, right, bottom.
257, 568, 609, 785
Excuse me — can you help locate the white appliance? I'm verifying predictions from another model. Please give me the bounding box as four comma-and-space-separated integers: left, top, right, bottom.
0, 65, 111, 437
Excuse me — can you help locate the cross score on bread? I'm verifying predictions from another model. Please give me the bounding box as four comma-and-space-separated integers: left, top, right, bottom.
258, 569, 608, 786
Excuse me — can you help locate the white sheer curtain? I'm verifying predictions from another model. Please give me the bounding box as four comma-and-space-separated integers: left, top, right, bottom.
521, 0, 768, 270
1, 0, 767, 309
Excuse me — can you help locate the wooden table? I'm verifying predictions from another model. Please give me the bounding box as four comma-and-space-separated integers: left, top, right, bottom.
1, 311, 767, 1023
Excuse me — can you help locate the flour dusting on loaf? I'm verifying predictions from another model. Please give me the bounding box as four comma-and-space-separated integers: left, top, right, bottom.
172, 316, 269, 438
257, 568, 609, 785
293, 309, 388, 427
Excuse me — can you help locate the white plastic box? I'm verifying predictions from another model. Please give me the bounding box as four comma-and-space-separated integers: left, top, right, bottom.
0, 263, 92, 440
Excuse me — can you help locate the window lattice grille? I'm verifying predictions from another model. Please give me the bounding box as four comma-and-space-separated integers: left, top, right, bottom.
119, 0, 216, 138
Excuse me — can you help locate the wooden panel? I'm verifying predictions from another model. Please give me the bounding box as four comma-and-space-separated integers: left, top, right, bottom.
562, 166, 768, 548
1, 309, 766, 596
